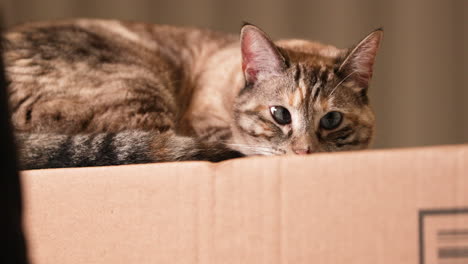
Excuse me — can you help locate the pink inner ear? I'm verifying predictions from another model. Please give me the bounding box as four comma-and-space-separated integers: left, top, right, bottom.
240, 26, 285, 84
241, 31, 263, 83
341, 31, 382, 88
353, 51, 374, 87
244, 67, 258, 82
355, 40, 379, 76
241, 33, 255, 80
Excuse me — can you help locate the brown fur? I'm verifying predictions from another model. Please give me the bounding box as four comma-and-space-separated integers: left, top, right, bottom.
3, 19, 382, 169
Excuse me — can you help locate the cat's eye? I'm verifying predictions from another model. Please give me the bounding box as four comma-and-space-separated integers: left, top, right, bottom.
320, 111, 343, 130
270, 106, 291, 125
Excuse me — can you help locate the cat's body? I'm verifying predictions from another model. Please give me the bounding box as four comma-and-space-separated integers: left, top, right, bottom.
6, 20, 239, 136
3, 19, 382, 169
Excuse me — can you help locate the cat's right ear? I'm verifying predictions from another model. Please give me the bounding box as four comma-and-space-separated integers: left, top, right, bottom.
240, 24, 286, 84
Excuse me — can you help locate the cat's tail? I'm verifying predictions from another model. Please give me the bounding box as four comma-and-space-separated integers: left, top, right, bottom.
15, 131, 244, 170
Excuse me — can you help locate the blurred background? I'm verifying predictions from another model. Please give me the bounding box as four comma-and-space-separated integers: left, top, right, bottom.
0, 0, 467, 149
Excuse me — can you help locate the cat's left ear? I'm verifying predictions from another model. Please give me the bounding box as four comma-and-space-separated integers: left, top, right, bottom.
338, 28, 383, 90
240, 23, 287, 84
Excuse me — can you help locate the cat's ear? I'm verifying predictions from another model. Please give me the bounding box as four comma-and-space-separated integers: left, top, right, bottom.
338, 28, 383, 90
240, 23, 286, 84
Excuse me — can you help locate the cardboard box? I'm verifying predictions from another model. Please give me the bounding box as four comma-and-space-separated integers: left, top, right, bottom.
21, 144, 468, 264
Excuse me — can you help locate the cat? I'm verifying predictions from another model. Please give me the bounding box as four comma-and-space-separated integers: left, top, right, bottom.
2, 19, 383, 169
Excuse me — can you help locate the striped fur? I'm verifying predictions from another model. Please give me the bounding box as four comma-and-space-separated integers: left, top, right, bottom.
17, 131, 243, 169
4, 19, 382, 169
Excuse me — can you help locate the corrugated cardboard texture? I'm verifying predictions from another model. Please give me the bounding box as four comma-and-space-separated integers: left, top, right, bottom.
21, 144, 468, 264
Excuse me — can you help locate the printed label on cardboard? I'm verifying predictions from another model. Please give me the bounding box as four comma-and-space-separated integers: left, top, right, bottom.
420, 208, 468, 264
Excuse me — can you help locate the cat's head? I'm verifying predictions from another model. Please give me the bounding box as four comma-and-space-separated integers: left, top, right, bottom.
232, 24, 382, 155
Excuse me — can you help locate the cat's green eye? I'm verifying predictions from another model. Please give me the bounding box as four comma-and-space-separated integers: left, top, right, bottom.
270, 106, 291, 125
320, 111, 343, 130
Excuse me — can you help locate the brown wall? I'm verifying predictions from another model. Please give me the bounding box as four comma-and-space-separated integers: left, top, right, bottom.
1, 0, 467, 149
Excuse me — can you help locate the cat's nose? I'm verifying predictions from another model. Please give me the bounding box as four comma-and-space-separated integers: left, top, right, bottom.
292, 147, 311, 155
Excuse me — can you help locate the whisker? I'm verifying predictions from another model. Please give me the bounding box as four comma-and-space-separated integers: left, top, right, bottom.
329, 71, 357, 97
225, 143, 272, 150
224, 143, 280, 155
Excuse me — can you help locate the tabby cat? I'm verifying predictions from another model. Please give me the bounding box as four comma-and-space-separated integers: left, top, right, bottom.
2, 19, 382, 169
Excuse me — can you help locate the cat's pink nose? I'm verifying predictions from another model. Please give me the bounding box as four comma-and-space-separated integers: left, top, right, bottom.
293, 147, 311, 155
